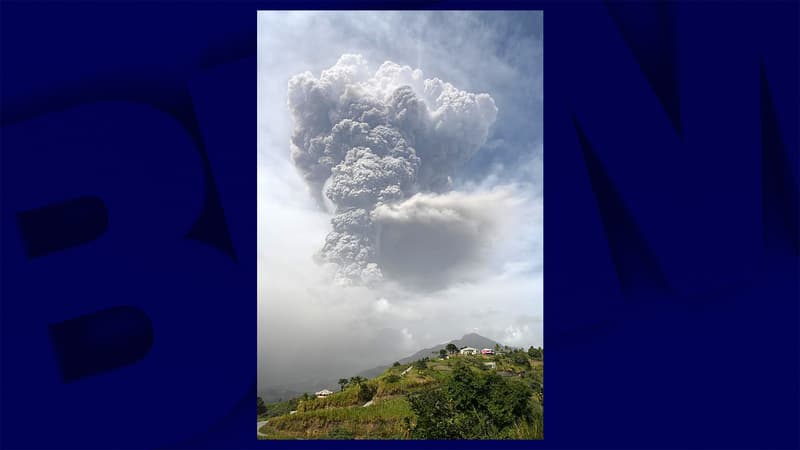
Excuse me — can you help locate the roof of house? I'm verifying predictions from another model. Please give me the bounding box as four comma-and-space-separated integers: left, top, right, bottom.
315, 389, 333, 395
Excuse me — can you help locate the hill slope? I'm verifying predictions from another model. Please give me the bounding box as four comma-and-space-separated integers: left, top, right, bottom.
258, 348, 543, 440
260, 333, 507, 401
357, 333, 504, 379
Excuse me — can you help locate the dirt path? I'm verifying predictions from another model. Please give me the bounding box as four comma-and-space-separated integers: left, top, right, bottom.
257, 420, 268, 437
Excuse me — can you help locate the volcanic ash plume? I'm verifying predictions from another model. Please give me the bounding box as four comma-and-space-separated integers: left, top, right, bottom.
288, 54, 497, 286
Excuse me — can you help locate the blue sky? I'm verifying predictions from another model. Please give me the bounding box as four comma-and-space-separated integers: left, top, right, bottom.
257, 11, 543, 392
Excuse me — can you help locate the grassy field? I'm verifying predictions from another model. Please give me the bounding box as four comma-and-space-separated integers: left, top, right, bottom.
260, 397, 413, 439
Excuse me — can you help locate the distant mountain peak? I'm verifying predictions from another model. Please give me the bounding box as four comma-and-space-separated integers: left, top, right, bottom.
355, 333, 505, 379
460, 332, 487, 340
450, 333, 502, 349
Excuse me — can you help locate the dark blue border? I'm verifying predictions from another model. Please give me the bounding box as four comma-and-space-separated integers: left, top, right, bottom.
2, 1, 798, 449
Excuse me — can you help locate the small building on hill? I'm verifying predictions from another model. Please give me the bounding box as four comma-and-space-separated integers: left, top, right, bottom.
315, 389, 333, 398
481, 348, 495, 355
459, 347, 478, 355
484, 362, 497, 369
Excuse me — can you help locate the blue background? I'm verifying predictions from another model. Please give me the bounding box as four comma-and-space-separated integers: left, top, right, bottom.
1, 1, 797, 449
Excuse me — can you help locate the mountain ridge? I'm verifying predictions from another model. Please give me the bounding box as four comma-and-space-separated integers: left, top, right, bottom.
356, 332, 505, 379
260, 333, 508, 402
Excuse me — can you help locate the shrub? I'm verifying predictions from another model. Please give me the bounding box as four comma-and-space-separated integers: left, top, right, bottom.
527, 346, 543, 360
386, 374, 401, 383
358, 383, 377, 403
512, 352, 531, 368
406, 363, 537, 439
406, 388, 458, 439
257, 397, 267, 417
446, 364, 482, 411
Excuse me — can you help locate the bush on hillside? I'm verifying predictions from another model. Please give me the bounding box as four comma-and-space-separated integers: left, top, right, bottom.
257, 396, 267, 417
511, 352, 531, 368
406, 388, 456, 439
406, 363, 536, 439
358, 383, 377, 403
413, 358, 429, 370
528, 346, 543, 360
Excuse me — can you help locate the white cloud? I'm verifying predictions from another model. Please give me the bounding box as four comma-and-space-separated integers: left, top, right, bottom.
374, 297, 391, 313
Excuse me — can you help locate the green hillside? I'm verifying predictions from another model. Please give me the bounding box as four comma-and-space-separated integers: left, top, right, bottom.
258, 347, 543, 440
355, 332, 503, 379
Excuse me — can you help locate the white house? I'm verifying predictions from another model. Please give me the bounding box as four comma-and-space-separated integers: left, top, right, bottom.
484, 362, 497, 369
459, 347, 478, 355
315, 389, 334, 398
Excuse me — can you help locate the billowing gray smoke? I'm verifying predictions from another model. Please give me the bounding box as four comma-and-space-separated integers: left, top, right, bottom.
288, 54, 497, 286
